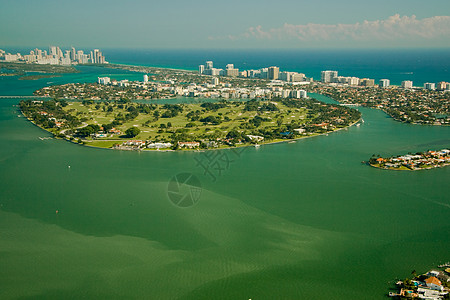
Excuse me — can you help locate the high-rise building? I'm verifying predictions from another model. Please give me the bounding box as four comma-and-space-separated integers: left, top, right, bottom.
71, 47, 76, 61
143, 75, 149, 83
206, 61, 213, 70
299, 90, 307, 98
226, 64, 234, 70
360, 78, 375, 87
98, 77, 111, 85
401, 80, 413, 89
260, 68, 269, 79
379, 79, 390, 88
56, 47, 63, 59
291, 73, 306, 83
437, 81, 447, 91
199, 65, 204, 74
49, 46, 57, 56
211, 77, 219, 86
279, 71, 292, 82
424, 82, 435, 90
268, 66, 279, 80
226, 68, 239, 77
93, 49, 100, 64
321, 70, 338, 83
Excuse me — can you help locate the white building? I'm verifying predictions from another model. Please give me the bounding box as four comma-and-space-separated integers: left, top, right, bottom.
198, 65, 204, 74
98, 77, 111, 85
211, 77, 219, 86
425, 277, 444, 292
424, 82, 436, 90
291, 90, 307, 99
321, 70, 338, 83
379, 79, 390, 88
401, 80, 413, 89
437, 81, 447, 91
143, 75, 149, 83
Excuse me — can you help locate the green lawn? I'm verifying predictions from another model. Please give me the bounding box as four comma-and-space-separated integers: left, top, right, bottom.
63, 100, 310, 143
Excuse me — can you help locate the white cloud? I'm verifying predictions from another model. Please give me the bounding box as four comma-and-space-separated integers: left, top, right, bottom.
225, 15, 450, 43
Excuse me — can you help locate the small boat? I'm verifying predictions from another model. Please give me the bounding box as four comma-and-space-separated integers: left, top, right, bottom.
356, 123, 360, 127
254, 144, 260, 148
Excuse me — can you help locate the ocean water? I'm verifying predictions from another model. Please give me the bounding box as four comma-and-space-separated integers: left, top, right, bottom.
0, 53, 449, 299
104, 48, 450, 86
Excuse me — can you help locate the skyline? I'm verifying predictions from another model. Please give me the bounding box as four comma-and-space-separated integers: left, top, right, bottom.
1, 0, 450, 49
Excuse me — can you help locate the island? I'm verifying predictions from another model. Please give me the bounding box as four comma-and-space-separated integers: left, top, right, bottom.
369, 150, 450, 170
388, 264, 450, 299
20, 96, 360, 150
0, 62, 79, 80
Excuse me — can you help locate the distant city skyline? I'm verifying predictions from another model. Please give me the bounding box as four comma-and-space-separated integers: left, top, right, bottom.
1, 0, 450, 49
0, 46, 107, 65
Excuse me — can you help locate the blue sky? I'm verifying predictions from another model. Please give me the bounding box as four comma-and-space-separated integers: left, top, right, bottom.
1, 0, 449, 49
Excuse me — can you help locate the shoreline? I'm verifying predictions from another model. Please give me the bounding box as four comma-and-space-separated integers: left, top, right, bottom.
369, 162, 450, 171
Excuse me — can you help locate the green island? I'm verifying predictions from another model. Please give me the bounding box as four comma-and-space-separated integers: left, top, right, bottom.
19, 97, 360, 150
369, 149, 450, 171
0, 62, 79, 80
388, 263, 450, 299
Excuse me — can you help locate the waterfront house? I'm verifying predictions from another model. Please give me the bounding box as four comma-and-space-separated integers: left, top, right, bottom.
178, 141, 200, 149
425, 277, 444, 291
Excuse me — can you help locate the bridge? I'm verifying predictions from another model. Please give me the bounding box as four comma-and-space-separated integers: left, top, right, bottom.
0, 96, 48, 99
340, 103, 361, 107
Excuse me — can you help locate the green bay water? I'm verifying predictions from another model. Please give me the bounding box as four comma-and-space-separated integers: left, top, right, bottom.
0, 66, 449, 299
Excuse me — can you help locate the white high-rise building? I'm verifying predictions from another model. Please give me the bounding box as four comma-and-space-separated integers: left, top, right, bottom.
321, 70, 338, 83
211, 77, 219, 86
424, 82, 435, 90
143, 75, 149, 83
206, 61, 213, 70
49, 46, 57, 56
299, 90, 307, 98
401, 80, 413, 89
199, 65, 204, 74
98, 77, 111, 85
379, 79, 390, 88
436, 82, 447, 91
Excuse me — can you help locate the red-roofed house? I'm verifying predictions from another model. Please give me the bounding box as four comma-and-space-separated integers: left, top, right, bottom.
425, 276, 443, 291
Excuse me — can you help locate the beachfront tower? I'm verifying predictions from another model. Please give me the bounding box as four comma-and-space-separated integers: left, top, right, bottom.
321, 70, 338, 83
379, 79, 390, 88
424, 82, 436, 90
199, 65, 204, 74
268, 66, 279, 80
401, 80, 413, 89
206, 61, 213, 70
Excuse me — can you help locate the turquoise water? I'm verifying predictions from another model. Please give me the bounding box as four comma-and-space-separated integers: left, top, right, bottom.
0, 65, 449, 299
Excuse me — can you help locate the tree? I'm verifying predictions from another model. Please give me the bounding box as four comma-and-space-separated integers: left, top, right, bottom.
125, 127, 140, 138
